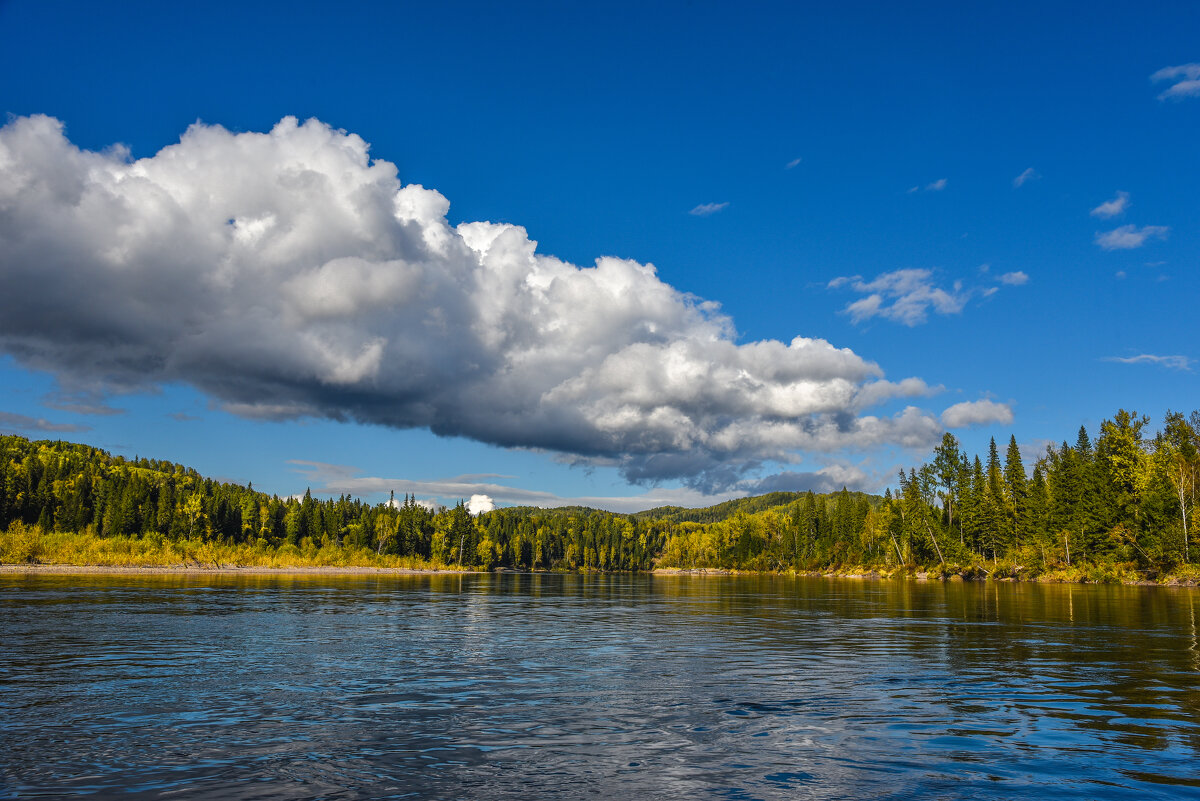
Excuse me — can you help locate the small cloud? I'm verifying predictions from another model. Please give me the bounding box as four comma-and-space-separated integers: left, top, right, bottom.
1095, 224, 1169, 250
941, 400, 1014, 428
826, 275, 860, 289
1115, 270, 1127, 279
1090, 191, 1130, 219
0, 410, 91, 434
467, 494, 496, 515
1152, 63, 1200, 100
908, 179, 946, 193
785, 157, 802, 169
1103, 354, 1191, 371
832, 268, 1015, 327
689, 202, 729, 217
998, 271, 1029, 286
1012, 168, 1039, 188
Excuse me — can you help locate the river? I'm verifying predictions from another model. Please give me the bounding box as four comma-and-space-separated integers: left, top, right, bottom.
2, 572, 1198, 799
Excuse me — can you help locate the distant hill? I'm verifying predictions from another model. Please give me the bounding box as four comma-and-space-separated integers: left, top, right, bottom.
499, 489, 882, 524
632, 489, 881, 524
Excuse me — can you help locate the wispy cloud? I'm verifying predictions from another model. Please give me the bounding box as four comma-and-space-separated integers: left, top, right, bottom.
1095, 224, 1169, 250
41, 390, 125, 416
689, 202, 729, 216
1090, 191, 1129, 219
1152, 63, 1200, 100
289, 459, 732, 512
940, 400, 1014, 428
1103, 354, 1191, 371
0, 411, 91, 434
287, 459, 889, 513
907, 178, 947, 194
785, 157, 802, 169
1012, 168, 1039, 188
829, 268, 1021, 326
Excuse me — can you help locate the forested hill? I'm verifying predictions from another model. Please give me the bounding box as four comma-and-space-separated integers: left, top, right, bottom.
632, 491, 879, 524
4, 406, 1199, 581
0, 434, 875, 572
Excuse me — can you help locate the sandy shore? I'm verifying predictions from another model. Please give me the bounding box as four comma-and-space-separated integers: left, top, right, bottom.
0, 563, 478, 576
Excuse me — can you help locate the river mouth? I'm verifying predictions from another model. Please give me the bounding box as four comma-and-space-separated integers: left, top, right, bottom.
3, 572, 1198, 799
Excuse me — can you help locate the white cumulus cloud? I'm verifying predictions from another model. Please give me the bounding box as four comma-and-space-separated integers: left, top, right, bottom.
1152, 63, 1200, 100
998, 271, 1028, 286
0, 114, 951, 492
1095, 224, 1169, 250
940, 400, 1014, 429
467, 494, 496, 515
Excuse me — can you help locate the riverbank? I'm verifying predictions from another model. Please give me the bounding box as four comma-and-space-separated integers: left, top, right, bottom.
3, 562, 1198, 586
0, 563, 476, 576
651, 565, 1200, 586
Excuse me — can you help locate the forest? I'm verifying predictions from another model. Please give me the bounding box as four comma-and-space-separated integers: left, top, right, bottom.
1, 407, 1197, 582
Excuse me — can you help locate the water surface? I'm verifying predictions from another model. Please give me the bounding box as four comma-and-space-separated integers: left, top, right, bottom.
2, 573, 1199, 799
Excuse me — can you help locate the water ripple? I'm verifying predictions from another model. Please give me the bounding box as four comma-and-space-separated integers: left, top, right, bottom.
2, 573, 1199, 799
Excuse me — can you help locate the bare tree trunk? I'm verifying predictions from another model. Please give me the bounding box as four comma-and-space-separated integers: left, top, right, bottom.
888, 528, 905, 566
923, 516, 946, 566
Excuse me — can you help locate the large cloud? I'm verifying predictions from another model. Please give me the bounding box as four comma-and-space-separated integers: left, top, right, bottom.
0, 115, 944, 490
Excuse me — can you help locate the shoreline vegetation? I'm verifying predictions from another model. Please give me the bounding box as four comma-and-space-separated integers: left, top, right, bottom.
3, 558, 1199, 587
2, 526, 1197, 586
3, 408, 1200, 588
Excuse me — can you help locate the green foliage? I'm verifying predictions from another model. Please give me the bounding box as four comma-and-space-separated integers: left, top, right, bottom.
3, 410, 1199, 583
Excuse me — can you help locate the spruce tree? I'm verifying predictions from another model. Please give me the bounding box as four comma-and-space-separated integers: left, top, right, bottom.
1004, 435, 1029, 549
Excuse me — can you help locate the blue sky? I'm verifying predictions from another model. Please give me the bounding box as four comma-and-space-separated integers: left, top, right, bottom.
0, 1, 1197, 512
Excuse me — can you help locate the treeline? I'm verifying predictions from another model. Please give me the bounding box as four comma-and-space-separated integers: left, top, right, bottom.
0, 435, 675, 570
3, 407, 1197, 580
659, 408, 1200, 579
0, 434, 869, 571
874, 409, 1199, 576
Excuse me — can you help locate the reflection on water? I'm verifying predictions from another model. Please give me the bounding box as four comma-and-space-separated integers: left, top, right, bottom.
2, 573, 1199, 799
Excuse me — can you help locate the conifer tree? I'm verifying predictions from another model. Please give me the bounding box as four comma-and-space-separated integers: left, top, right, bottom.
1004, 435, 1029, 548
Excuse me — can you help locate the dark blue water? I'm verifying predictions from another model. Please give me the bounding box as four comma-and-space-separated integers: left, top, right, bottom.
1, 572, 1199, 799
